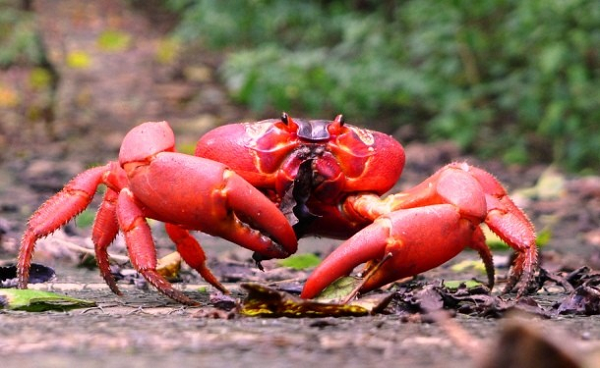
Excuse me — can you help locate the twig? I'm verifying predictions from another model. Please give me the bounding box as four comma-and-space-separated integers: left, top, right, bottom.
343, 252, 394, 304
51, 238, 129, 263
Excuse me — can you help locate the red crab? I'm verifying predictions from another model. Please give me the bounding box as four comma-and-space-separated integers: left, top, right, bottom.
17, 113, 537, 305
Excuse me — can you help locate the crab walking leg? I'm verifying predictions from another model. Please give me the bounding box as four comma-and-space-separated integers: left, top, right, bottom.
18, 165, 111, 288
301, 204, 480, 299
344, 162, 537, 295
468, 167, 538, 294
165, 223, 228, 294
469, 226, 495, 288
117, 188, 199, 306
91, 188, 121, 295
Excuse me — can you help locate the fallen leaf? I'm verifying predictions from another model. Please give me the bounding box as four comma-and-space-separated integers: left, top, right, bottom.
210, 292, 237, 311
313, 276, 362, 303
450, 259, 487, 274
391, 281, 551, 318
276, 253, 321, 270
156, 251, 182, 281
240, 283, 391, 318
0, 289, 96, 311
192, 307, 236, 319
556, 281, 600, 315
442, 280, 483, 289
536, 227, 552, 247
66, 50, 92, 69
513, 166, 566, 200
97, 29, 132, 52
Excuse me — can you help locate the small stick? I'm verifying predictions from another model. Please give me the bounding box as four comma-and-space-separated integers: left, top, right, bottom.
343, 252, 393, 304
52, 238, 129, 263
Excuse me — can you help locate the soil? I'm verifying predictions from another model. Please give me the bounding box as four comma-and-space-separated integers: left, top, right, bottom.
2, 1, 600, 368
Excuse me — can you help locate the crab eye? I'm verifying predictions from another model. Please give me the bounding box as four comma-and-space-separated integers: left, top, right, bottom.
281, 112, 290, 125
328, 114, 346, 136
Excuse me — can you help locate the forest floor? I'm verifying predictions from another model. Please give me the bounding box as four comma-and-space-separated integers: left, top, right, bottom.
2, 1, 600, 368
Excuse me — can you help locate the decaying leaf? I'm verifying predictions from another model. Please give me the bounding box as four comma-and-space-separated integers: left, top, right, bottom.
390, 281, 551, 318
0, 289, 96, 311
156, 251, 182, 281
553, 267, 600, 315
0, 263, 56, 288
240, 283, 391, 318
210, 291, 237, 311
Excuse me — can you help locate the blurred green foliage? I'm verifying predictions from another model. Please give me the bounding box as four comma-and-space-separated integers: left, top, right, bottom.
0, 0, 45, 67
168, 0, 600, 172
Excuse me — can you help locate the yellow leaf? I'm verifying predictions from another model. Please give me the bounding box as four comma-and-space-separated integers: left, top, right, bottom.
66, 51, 92, 69
240, 283, 372, 318
157, 251, 181, 281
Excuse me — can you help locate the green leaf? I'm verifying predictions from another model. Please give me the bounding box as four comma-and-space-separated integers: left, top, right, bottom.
276, 253, 321, 270
28, 67, 53, 90
97, 29, 131, 52
450, 259, 487, 274
75, 209, 96, 228
481, 224, 509, 250
313, 276, 361, 303
536, 228, 552, 248
0, 289, 96, 312
442, 280, 483, 290
155, 38, 181, 65
66, 50, 92, 69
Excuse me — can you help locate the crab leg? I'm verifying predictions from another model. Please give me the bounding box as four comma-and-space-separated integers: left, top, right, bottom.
165, 223, 228, 294
468, 166, 537, 293
302, 162, 536, 299
18, 164, 111, 288
92, 188, 121, 295
356, 163, 536, 293
117, 188, 200, 306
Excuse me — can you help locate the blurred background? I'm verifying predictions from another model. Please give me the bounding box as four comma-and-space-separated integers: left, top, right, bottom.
0, 0, 599, 171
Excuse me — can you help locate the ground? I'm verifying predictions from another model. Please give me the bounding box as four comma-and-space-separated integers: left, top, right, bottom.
2, 1, 600, 367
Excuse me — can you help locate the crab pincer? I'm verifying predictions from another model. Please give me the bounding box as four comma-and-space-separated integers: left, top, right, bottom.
301, 163, 537, 300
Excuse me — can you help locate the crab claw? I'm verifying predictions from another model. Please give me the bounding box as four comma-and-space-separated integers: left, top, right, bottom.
300, 204, 492, 299
126, 152, 297, 258
110, 140, 298, 304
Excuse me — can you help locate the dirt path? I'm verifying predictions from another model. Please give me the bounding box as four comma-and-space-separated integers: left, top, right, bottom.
0, 268, 483, 368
